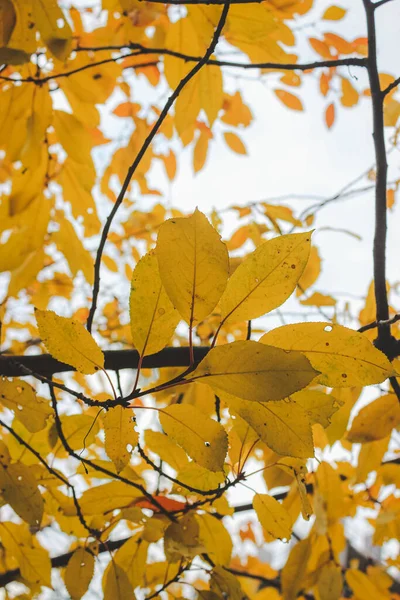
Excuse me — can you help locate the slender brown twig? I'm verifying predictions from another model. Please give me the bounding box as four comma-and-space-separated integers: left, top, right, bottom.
86, 2, 231, 332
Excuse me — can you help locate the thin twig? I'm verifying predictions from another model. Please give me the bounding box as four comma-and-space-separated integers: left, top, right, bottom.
86, 2, 231, 332
358, 313, 400, 333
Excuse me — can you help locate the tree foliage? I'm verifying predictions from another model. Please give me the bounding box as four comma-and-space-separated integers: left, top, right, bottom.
0, 0, 399, 598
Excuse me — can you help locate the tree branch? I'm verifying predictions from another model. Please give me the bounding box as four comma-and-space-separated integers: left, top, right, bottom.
362, 0, 398, 364
86, 2, 231, 332
382, 74, 400, 97
0, 347, 210, 377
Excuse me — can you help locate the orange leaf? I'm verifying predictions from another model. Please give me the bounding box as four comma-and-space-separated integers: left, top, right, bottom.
274, 89, 304, 112
134, 496, 187, 512
325, 103, 335, 129
224, 131, 247, 155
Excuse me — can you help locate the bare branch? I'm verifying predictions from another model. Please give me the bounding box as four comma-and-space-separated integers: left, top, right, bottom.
382, 74, 400, 97
86, 2, 231, 332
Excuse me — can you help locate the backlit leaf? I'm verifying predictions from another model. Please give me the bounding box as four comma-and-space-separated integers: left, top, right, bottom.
347, 394, 400, 442
261, 323, 394, 387
64, 547, 95, 600
0, 377, 51, 432
0, 460, 43, 526
130, 251, 180, 356
323, 6, 347, 20
103, 562, 134, 600
224, 131, 247, 155
220, 232, 312, 324
0, 522, 51, 587
156, 209, 229, 325
275, 89, 304, 111
104, 406, 138, 473
188, 340, 318, 403
196, 513, 232, 565
35, 309, 104, 374
253, 493, 293, 541
159, 404, 228, 472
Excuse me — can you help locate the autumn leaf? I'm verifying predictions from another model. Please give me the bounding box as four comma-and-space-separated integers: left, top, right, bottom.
159, 404, 228, 472
254, 493, 293, 542
64, 547, 95, 600
103, 406, 138, 473
219, 232, 312, 324
0, 377, 51, 432
156, 209, 229, 325
261, 322, 395, 387
35, 309, 104, 374
347, 394, 400, 442
130, 251, 180, 357
187, 340, 318, 403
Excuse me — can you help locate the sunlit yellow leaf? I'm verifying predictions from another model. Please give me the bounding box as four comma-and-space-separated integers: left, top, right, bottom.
220, 232, 311, 324
253, 493, 292, 541
103, 561, 134, 600
188, 340, 318, 402
281, 538, 311, 600
52, 213, 94, 285
196, 513, 232, 565
261, 322, 394, 387
35, 309, 104, 374
79, 481, 142, 515
130, 251, 180, 356
114, 536, 149, 589
318, 563, 343, 600
35, 0, 73, 60
64, 547, 95, 600
323, 5, 347, 20
0, 377, 51, 432
211, 565, 244, 600
347, 394, 400, 443
296, 245, 320, 296
159, 404, 228, 472
345, 569, 390, 600
0, 522, 51, 586
145, 430, 189, 472
0, 460, 43, 526
225, 392, 314, 458
103, 406, 138, 473
341, 78, 359, 107
156, 209, 229, 325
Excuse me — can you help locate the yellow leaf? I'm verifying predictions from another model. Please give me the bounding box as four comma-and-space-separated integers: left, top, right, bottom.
281, 538, 311, 600
196, 513, 232, 565
341, 78, 359, 107
318, 563, 343, 600
176, 463, 225, 492
6, 0, 36, 57
193, 129, 211, 173
0, 377, 51, 432
261, 322, 394, 387
103, 562, 135, 600
291, 390, 341, 428
156, 209, 229, 325
225, 393, 314, 458
145, 430, 189, 472
219, 232, 312, 324
54, 111, 93, 165
300, 292, 336, 306
211, 565, 244, 600
114, 536, 149, 589
199, 63, 224, 126
130, 251, 180, 356
356, 436, 389, 483
64, 547, 95, 600
275, 89, 304, 111
345, 569, 391, 600
103, 406, 138, 473
164, 513, 204, 562
164, 16, 203, 90
296, 245, 321, 296
224, 131, 247, 155
55, 414, 99, 454
0, 460, 43, 526
159, 404, 228, 472
20, 84, 53, 170
323, 5, 347, 20
347, 394, 400, 442
52, 213, 94, 285
253, 493, 292, 541
7, 248, 46, 298
35, 309, 104, 374
35, 0, 73, 60
0, 522, 51, 587
188, 340, 318, 403
79, 481, 142, 515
